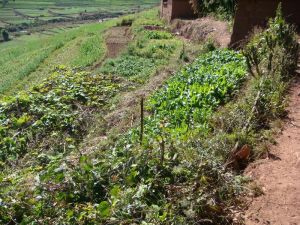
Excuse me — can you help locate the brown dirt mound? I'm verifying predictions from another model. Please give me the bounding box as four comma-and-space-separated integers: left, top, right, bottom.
171, 17, 231, 48
244, 61, 300, 224
105, 26, 132, 58
91, 26, 132, 69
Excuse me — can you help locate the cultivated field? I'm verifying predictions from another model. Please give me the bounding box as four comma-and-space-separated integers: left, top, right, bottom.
0, 19, 117, 96
0, 0, 159, 26
0, 1, 299, 224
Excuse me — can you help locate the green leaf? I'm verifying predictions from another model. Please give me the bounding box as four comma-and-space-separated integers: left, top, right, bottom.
97, 201, 111, 218
110, 185, 121, 199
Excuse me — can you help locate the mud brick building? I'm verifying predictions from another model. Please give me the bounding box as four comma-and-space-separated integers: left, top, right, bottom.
231, 0, 300, 46
160, 0, 195, 21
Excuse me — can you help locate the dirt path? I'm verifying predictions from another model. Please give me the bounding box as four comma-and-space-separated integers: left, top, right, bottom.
244, 57, 300, 224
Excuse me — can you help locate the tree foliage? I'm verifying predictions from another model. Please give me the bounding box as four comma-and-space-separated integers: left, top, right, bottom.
189, 0, 236, 19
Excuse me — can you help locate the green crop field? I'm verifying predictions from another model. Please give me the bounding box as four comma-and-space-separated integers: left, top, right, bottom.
0, 0, 159, 25
0, 18, 119, 96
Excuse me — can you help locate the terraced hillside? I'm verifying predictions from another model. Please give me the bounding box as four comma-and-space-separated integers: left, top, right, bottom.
0, 4, 299, 225
0, 19, 116, 96
0, 0, 159, 26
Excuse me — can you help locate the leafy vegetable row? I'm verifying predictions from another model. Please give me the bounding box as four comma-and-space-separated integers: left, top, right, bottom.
147, 49, 246, 136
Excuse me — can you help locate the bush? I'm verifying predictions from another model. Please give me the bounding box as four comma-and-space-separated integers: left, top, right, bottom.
189, 0, 236, 20
243, 4, 298, 79
117, 17, 134, 26
1, 29, 9, 41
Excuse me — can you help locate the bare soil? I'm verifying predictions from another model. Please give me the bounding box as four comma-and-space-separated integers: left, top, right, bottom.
105, 26, 132, 58
91, 26, 132, 69
244, 64, 300, 224
171, 17, 231, 48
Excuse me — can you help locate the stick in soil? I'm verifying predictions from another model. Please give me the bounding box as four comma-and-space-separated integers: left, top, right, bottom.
140, 96, 144, 145
160, 138, 165, 166
225, 79, 263, 168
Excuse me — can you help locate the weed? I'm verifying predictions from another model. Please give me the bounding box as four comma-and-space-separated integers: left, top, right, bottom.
117, 17, 134, 26
211, 5, 298, 161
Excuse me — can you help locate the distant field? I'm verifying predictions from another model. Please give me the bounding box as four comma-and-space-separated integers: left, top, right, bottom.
0, 2, 160, 97
0, 18, 118, 96
0, 0, 159, 26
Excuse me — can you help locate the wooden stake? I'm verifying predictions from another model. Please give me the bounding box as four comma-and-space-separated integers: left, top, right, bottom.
225, 78, 264, 168
160, 138, 165, 166
140, 96, 144, 145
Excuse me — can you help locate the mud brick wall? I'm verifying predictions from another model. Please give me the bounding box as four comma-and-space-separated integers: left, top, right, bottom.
161, 0, 172, 21
171, 0, 195, 20
230, 0, 300, 47
161, 0, 195, 21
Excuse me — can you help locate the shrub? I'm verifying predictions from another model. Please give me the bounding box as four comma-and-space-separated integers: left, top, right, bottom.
243, 4, 298, 79
189, 0, 236, 20
2, 29, 9, 41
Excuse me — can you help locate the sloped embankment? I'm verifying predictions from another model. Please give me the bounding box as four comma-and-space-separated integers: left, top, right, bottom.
172, 17, 231, 48
245, 53, 300, 225
105, 26, 132, 58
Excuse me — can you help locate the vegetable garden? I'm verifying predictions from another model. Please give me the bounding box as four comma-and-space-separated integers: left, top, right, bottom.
0, 5, 299, 225
0, 48, 248, 224
0, 66, 121, 164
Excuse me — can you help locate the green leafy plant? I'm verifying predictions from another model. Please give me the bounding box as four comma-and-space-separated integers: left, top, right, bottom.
144, 30, 173, 40
101, 55, 157, 78
149, 49, 246, 132
0, 66, 120, 163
